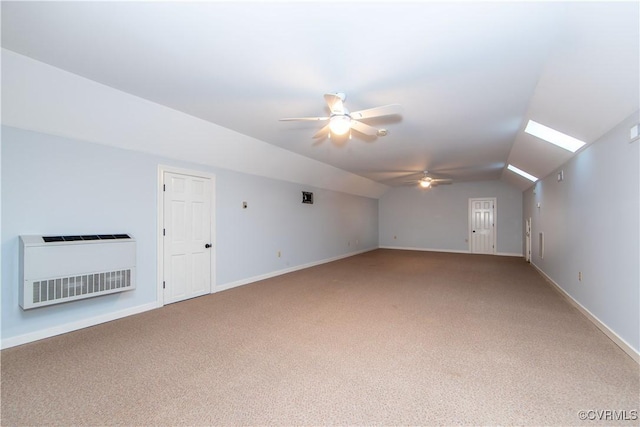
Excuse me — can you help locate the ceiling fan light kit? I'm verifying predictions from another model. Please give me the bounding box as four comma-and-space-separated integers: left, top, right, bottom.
280, 92, 401, 139
329, 115, 351, 135
404, 171, 453, 189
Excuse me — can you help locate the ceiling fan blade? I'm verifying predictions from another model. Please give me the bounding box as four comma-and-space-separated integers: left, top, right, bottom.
280, 116, 329, 122
324, 93, 346, 114
313, 123, 331, 139
350, 120, 379, 136
350, 104, 403, 120
432, 179, 453, 184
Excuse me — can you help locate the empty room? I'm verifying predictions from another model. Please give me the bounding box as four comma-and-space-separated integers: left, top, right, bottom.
1, 1, 638, 426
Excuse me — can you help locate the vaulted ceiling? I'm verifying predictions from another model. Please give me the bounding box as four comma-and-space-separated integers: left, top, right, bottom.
2, 1, 638, 191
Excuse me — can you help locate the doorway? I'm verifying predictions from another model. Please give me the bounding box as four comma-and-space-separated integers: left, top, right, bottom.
525, 217, 532, 262
159, 167, 216, 305
469, 198, 496, 254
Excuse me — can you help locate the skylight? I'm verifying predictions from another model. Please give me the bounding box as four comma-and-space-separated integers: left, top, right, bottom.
524, 120, 586, 153
507, 164, 538, 182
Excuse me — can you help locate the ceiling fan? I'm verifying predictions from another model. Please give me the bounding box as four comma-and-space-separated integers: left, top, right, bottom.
279, 93, 402, 139
405, 171, 453, 189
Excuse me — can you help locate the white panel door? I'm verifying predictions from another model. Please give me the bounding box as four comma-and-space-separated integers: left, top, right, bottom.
469, 198, 496, 254
163, 172, 212, 304
525, 217, 532, 262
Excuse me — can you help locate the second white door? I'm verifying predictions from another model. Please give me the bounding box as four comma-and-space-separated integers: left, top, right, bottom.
163, 171, 213, 304
469, 198, 496, 254
525, 217, 532, 262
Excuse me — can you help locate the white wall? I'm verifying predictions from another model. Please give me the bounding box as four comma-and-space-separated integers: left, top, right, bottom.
523, 111, 639, 355
215, 165, 379, 286
0, 48, 385, 348
1, 126, 379, 348
379, 180, 523, 255
1, 48, 388, 199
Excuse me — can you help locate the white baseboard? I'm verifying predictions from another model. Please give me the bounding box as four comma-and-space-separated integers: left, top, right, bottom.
1, 301, 159, 350
379, 246, 470, 254
497, 252, 523, 257
531, 262, 639, 363
215, 247, 377, 293
379, 246, 522, 258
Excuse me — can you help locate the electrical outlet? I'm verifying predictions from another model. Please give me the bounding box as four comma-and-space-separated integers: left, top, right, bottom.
578, 271, 582, 281
242, 201, 247, 209
277, 251, 281, 258
394, 235, 397, 240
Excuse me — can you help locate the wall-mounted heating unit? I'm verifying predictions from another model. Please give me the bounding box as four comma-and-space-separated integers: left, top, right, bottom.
19, 234, 136, 310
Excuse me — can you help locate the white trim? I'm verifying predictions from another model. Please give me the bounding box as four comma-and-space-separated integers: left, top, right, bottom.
531, 262, 639, 364
378, 246, 469, 254
379, 246, 522, 257
215, 247, 377, 293
1, 302, 158, 350
157, 165, 217, 306
468, 197, 497, 254
524, 217, 531, 262
497, 252, 523, 257
157, 166, 164, 306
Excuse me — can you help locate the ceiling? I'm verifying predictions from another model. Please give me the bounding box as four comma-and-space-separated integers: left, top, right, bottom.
2, 1, 638, 191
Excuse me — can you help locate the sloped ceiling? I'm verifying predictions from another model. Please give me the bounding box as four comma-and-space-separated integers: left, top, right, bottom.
2, 1, 638, 191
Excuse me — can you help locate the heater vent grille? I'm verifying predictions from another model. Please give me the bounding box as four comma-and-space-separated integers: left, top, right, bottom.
32, 269, 133, 305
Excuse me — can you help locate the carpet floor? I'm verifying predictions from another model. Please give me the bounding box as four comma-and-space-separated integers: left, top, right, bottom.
1, 249, 638, 426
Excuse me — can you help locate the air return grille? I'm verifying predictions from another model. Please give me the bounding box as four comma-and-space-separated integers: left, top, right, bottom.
19, 235, 136, 310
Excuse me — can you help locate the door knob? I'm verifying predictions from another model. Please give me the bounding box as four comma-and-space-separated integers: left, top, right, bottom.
205, 243, 212, 248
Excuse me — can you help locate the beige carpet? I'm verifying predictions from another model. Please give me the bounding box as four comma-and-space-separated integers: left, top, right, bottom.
1, 250, 638, 426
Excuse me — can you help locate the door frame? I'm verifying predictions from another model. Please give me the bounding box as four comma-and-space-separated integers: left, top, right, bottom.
157, 165, 216, 307
468, 197, 497, 255
525, 217, 532, 262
